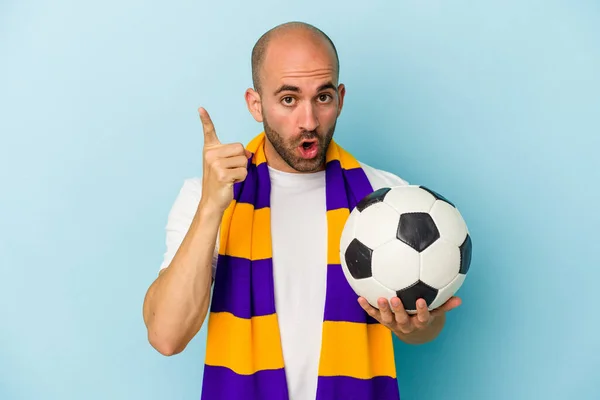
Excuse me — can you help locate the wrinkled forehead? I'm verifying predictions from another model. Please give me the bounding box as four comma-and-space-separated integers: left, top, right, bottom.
260, 32, 338, 94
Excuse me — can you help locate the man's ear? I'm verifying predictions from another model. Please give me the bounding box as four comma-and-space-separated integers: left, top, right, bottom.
336, 83, 346, 117
245, 88, 263, 123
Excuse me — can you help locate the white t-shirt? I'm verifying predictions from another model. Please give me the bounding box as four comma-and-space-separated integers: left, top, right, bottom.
159, 161, 408, 400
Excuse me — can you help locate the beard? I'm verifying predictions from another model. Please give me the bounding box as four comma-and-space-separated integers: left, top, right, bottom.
263, 115, 336, 173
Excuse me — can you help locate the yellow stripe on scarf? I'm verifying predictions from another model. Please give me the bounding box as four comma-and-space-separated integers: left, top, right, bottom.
219, 202, 271, 260
205, 313, 284, 375
318, 321, 397, 378
326, 208, 350, 265
325, 142, 362, 169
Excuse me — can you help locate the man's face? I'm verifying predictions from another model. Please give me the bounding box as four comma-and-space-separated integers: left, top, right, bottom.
249, 32, 345, 173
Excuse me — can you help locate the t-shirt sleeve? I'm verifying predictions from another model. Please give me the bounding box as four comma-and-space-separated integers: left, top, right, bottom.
359, 161, 410, 190
159, 178, 219, 278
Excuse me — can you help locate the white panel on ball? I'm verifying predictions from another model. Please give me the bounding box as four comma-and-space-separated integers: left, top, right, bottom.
371, 240, 420, 291
354, 202, 400, 250
382, 185, 437, 214
428, 273, 466, 310
419, 239, 461, 289
429, 200, 468, 247
339, 209, 358, 253
343, 274, 397, 309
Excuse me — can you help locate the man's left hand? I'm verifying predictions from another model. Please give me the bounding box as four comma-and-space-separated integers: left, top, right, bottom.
358, 296, 461, 339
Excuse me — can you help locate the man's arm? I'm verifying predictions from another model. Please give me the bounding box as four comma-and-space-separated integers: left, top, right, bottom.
143, 107, 249, 356
143, 203, 221, 356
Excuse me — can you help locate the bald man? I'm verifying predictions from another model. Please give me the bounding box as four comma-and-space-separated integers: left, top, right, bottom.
143, 21, 460, 400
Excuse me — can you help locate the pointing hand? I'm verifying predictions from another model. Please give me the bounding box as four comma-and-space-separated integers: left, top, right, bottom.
198, 107, 251, 213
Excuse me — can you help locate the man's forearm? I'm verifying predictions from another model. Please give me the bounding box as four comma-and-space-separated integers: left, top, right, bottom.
143, 203, 222, 356
394, 313, 446, 345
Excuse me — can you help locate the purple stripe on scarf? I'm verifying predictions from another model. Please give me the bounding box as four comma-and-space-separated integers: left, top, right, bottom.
323, 264, 380, 324
342, 166, 375, 211
235, 161, 257, 205
233, 155, 254, 201
234, 161, 270, 209
325, 160, 350, 211
201, 365, 290, 400
211, 256, 276, 318
315, 375, 400, 400
233, 180, 243, 201
255, 162, 271, 209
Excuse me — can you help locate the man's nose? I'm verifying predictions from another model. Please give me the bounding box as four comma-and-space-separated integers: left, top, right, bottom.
298, 103, 319, 132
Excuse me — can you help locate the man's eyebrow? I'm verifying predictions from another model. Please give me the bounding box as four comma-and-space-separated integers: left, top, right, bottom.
273, 82, 337, 96
317, 82, 336, 92
274, 85, 300, 95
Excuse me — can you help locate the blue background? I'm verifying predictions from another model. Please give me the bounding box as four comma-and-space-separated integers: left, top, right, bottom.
1, 1, 599, 399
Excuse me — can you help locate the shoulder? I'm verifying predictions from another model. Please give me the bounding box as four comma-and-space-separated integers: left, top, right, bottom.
358, 161, 410, 190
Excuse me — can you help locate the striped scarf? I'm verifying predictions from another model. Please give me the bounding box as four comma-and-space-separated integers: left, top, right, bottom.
201, 132, 400, 400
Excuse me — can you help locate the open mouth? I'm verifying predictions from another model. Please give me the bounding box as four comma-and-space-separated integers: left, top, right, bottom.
302, 141, 314, 149
298, 139, 318, 159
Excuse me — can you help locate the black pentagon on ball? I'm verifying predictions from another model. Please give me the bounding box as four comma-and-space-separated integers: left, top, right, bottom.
344, 238, 373, 279
397, 212, 440, 252
419, 185, 455, 208
459, 233, 472, 274
396, 281, 438, 310
356, 187, 391, 212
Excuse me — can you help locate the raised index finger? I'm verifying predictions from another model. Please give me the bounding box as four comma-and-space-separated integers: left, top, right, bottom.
198, 107, 220, 146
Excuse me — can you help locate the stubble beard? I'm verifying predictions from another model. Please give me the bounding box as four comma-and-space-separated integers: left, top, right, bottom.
263, 115, 336, 173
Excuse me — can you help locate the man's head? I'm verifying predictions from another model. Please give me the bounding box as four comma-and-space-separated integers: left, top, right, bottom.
245, 22, 345, 173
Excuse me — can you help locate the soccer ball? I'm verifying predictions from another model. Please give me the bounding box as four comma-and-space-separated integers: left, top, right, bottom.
340, 185, 472, 314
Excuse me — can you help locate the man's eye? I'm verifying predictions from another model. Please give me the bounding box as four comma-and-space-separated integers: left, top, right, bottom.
318, 94, 332, 102
282, 97, 295, 105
